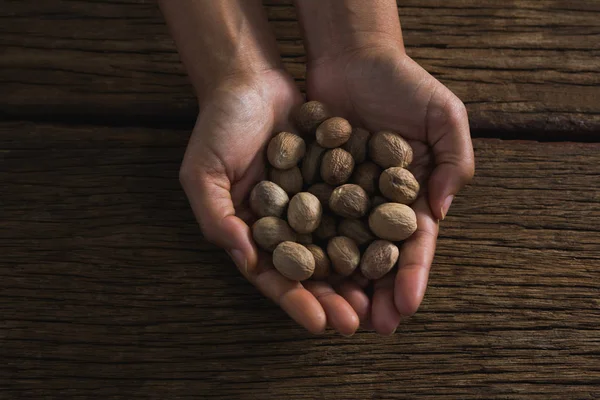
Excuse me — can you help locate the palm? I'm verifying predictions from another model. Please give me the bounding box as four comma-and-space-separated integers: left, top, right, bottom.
183, 72, 301, 225
307, 47, 451, 205
306, 46, 473, 333
181, 71, 367, 336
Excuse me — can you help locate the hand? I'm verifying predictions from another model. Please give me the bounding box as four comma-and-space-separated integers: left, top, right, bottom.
306, 44, 475, 334
179, 70, 367, 335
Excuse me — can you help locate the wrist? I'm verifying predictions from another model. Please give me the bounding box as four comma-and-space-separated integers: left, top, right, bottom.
193, 57, 283, 104
294, 0, 405, 64
313, 33, 405, 65
199, 68, 299, 115
159, 0, 284, 104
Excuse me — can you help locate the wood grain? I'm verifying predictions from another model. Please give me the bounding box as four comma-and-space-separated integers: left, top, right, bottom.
1, 1, 599, 134
1, 122, 599, 399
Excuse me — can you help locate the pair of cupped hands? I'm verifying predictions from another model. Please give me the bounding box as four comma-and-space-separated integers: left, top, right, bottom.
180, 45, 475, 336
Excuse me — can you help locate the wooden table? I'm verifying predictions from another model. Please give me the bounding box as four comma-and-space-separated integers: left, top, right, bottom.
2, 1, 599, 398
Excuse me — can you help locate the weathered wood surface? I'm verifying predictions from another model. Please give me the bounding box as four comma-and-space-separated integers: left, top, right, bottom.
1, 1, 599, 134
1, 122, 599, 399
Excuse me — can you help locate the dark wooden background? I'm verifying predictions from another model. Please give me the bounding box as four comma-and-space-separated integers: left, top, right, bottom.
1, 1, 599, 399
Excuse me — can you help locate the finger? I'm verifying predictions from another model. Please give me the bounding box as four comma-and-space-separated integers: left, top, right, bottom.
371, 273, 402, 335
394, 196, 439, 316
253, 253, 327, 334
362, 319, 375, 332
334, 280, 370, 325
304, 281, 360, 336
426, 90, 475, 220
180, 152, 258, 274
180, 108, 268, 275
349, 270, 370, 289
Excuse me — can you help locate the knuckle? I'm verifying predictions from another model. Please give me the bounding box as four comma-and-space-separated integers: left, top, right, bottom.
445, 96, 468, 126
456, 155, 475, 186
427, 88, 469, 135
178, 160, 196, 187
465, 160, 476, 182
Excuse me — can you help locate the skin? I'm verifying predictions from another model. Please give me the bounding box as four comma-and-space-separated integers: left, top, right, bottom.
160, 0, 475, 336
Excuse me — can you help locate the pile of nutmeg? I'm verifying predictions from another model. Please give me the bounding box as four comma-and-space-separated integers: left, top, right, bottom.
250, 101, 418, 282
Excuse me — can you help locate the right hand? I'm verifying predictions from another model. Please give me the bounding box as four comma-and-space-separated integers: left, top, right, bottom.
306, 43, 475, 334
179, 70, 367, 335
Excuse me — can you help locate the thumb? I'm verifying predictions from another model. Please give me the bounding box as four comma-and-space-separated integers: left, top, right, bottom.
179, 158, 258, 278
426, 94, 475, 220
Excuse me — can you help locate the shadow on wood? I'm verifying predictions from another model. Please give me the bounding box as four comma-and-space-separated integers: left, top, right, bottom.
1, 122, 599, 398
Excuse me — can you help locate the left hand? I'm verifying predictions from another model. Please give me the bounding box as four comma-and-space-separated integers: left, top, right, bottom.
306, 43, 475, 334
179, 70, 365, 336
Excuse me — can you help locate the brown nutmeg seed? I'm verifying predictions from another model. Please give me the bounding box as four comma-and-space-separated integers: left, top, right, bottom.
293, 101, 331, 135
252, 216, 297, 252
371, 196, 387, 208
307, 183, 335, 209
321, 148, 354, 185
306, 244, 331, 280
270, 166, 303, 195
360, 240, 399, 280
273, 241, 315, 281
369, 203, 417, 241
329, 184, 370, 219
313, 213, 337, 241
342, 127, 371, 163
296, 233, 313, 245
287, 192, 322, 234
338, 218, 375, 247
249, 180, 289, 218
352, 161, 382, 195
369, 131, 413, 169
301, 141, 326, 185
316, 117, 352, 148
327, 236, 361, 277
267, 132, 306, 169
379, 167, 420, 204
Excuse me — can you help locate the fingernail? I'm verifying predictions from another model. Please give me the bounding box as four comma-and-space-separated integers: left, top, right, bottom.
227, 249, 246, 273
441, 195, 454, 220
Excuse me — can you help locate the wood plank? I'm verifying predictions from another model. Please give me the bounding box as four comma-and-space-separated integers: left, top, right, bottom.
1, 122, 599, 399
1, 1, 599, 134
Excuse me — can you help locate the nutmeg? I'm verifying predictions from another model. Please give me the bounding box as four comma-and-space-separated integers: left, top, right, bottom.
360, 240, 399, 280
307, 183, 335, 209
313, 213, 337, 241
293, 101, 331, 135
321, 148, 354, 185
296, 233, 313, 245
351, 161, 381, 195
329, 184, 370, 219
327, 236, 361, 277
371, 196, 387, 208
369, 131, 413, 169
306, 244, 331, 280
342, 127, 371, 163
252, 216, 297, 252
379, 167, 420, 204
368, 203, 417, 241
249, 180, 289, 218
273, 241, 315, 281
267, 132, 306, 169
270, 166, 303, 195
338, 218, 375, 247
301, 141, 326, 185
316, 117, 352, 148
287, 192, 322, 234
